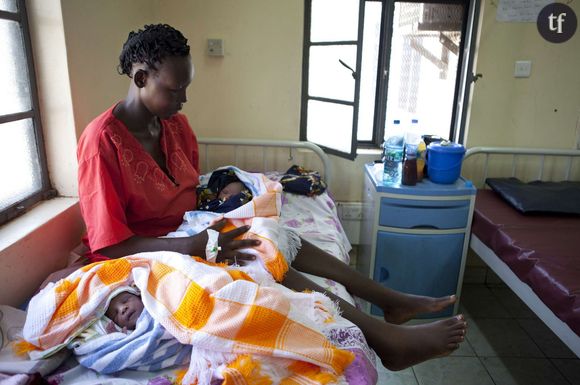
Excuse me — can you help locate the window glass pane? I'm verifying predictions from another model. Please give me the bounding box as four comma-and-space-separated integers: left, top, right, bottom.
0, 119, 42, 210
0, 19, 32, 115
384, 2, 464, 140
311, 0, 359, 42
357, 1, 382, 141
0, 0, 17, 12
306, 100, 353, 153
309, 45, 356, 102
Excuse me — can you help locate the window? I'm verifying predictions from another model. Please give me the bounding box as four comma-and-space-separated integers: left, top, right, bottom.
300, 0, 481, 159
0, 0, 54, 225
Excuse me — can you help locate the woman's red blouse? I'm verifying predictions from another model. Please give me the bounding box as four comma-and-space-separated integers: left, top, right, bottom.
77, 105, 200, 253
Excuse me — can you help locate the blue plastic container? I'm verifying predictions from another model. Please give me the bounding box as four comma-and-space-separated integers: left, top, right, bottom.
427, 142, 466, 184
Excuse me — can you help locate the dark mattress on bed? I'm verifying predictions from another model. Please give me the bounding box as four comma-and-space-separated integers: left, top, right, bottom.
472, 189, 580, 335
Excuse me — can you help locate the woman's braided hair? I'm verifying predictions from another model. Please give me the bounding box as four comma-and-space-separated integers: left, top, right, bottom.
118, 24, 190, 77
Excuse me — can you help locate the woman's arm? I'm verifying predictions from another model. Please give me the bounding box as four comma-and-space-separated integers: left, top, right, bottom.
97, 220, 260, 263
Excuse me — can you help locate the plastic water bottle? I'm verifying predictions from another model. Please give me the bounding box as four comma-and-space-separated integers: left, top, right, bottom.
411, 118, 420, 132
383, 135, 404, 185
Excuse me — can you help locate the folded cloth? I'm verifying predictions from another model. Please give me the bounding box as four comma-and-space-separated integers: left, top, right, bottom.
22, 252, 354, 385
280, 165, 327, 197
169, 166, 301, 282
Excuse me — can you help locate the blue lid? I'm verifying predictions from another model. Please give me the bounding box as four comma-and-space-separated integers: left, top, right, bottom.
393, 120, 400, 124
428, 141, 465, 153
411, 119, 419, 124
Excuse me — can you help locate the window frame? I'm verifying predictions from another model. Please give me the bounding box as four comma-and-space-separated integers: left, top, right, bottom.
300, 0, 480, 158
299, 0, 365, 160
0, 0, 54, 225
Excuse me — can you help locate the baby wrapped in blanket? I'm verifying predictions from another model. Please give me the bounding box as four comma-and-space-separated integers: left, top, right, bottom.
167, 166, 303, 283
22, 252, 377, 385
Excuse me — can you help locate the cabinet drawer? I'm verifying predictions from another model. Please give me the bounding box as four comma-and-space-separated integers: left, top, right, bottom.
372, 231, 464, 317
379, 197, 470, 229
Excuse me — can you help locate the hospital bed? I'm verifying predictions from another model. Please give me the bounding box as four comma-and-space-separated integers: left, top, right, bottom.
0, 138, 377, 384
463, 147, 580, 357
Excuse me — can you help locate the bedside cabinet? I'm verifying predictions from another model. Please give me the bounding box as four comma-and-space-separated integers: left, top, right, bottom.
358, 163, 476, 318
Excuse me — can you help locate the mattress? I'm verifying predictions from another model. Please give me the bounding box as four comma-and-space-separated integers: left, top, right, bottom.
471, 189, 580, 334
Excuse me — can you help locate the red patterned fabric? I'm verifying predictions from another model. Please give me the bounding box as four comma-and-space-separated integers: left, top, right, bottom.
77, 105, 200, 256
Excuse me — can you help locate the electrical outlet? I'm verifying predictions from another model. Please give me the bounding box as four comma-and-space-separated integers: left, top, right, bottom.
207, 39, 224, 57
337, 202, 363, 220
514, 60, 532, 78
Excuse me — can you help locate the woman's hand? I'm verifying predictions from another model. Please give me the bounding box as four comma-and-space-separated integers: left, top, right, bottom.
206, 219, 260, 265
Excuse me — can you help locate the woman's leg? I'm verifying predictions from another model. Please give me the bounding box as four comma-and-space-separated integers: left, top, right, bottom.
291, 239, 456, 324
282, 268, 467, 371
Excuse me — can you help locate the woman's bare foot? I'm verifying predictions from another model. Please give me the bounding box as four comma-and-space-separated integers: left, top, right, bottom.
382, 294, 457, 324
372, 315, 467, 371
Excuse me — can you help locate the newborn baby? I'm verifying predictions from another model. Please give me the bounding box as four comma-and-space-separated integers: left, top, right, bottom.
197, 169, 253, 213
105, 290, 144, 331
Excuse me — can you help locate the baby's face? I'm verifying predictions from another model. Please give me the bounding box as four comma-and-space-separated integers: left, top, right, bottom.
218, 181, 244, 201
106, 292, 144, 330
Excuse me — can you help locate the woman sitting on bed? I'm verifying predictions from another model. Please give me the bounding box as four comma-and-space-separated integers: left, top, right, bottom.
76, 23, 467, 372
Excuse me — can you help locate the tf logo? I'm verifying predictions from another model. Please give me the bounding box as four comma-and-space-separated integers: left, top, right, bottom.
537, 3, 577, 43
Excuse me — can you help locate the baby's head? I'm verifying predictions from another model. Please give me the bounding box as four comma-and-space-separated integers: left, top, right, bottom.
198, 169, 253, 213
105, 290, 144, 331
218, 181, 244, 201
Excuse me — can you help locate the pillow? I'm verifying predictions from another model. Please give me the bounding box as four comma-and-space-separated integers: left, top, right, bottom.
485, 177, 580, 215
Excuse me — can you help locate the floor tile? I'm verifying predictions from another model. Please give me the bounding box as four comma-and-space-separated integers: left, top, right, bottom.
413, 356, 494, 385
450, 337, 476, 357
517, 318, 576, 359
489, 286, 537, 319
481, 357, 570, 385
376, 365, 418, 385
466, 318, 544, 357
460, 284, 511, 319
551, 358, 580, 384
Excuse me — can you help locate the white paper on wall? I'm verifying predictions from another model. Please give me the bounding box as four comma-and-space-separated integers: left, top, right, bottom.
496, 0, 552, 22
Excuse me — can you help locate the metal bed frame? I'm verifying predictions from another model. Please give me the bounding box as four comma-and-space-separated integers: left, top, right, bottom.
464, 146, 580, 186
463, 146, 580, 357
197, 138, 332, 186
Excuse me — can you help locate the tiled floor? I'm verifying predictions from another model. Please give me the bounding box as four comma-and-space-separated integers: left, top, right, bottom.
376, 282, 580, 385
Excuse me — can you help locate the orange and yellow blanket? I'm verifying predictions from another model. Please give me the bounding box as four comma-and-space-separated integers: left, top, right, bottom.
22, 251, 354, 384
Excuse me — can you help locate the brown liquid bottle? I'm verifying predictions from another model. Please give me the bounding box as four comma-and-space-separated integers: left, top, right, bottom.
402, 145, 417, 186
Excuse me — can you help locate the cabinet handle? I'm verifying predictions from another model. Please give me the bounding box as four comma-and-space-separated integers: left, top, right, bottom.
410, 225, 439, 229
379, 267, 390, 282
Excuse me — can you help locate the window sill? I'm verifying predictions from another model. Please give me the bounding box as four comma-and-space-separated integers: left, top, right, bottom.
357, 148, 382, 156
0, 197, 79, 252
0, 197, 85, 307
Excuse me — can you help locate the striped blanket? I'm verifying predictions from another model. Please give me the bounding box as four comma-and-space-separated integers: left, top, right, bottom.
22, 252, 354, 385
168, 166, 301, 282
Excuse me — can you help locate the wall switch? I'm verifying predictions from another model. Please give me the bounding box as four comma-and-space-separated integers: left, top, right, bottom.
514, 60, 532, 78
207, 39, 224, 57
